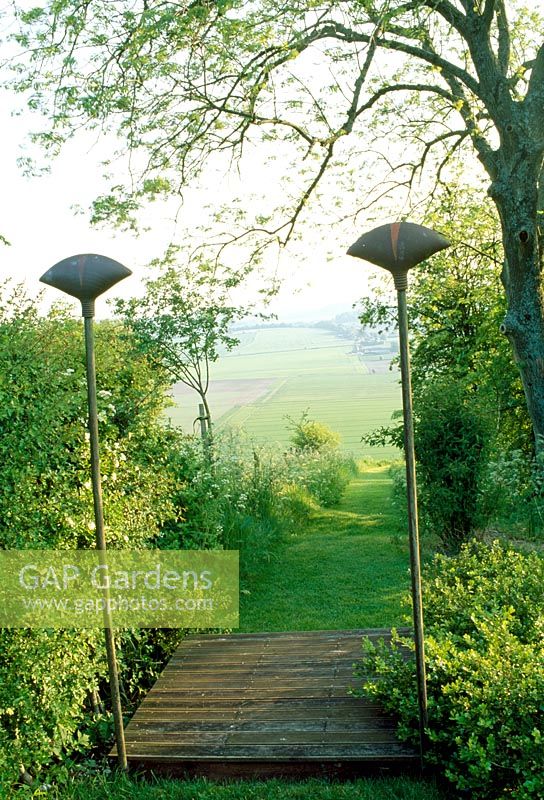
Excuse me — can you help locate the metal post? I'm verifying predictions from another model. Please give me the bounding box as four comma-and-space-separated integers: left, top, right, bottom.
396, 286, 428, 761
84, 315, 128, 771
40, 254, 132, 772
347, 222, 450, 770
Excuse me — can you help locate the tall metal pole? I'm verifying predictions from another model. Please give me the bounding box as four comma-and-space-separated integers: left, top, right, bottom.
84, 314, 128, 771
40, 254, 132, 772
396, 286, 428, 760
347, 221, 450, 769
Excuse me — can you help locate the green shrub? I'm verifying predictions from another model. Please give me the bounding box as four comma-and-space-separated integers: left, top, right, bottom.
287, 410, 341, 452
157, 432, 292, 567
0, 287, 183, 785
414, 381, 490, 551
283, 446, 357, 507
283, 414, 357, 507
480, 448, 544, 541
278, 484, 319, 527
359, 541, 544, 799
0, 629, 107, 788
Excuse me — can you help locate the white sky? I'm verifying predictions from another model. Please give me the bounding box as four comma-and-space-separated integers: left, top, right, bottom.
0, 93, 378, 319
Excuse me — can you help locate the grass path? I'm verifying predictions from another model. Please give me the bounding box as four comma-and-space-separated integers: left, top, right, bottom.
240, 465, 411, 632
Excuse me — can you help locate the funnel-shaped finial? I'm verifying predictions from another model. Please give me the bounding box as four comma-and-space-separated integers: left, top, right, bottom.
347, 222, 450, 289
40, 254, 132, 317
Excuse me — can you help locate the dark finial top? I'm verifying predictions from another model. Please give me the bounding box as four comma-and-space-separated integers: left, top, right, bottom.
40, 254, 132, 316
347, 222, 450, 289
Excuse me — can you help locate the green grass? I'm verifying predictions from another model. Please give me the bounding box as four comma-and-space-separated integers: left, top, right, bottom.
48, 774, 446, 800
168, 328, 401, 459
239, 467, 410, 632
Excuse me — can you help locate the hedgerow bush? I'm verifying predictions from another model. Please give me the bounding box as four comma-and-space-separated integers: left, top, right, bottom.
413, 381, 491, 552
359, 541, 544, 799
157, 432, 292, 586
282, 411, 356, 506
157, 428, 355, 584
282, 446, 357, 507
0, 285, 187, 785
364, 382, 492, 552
480, 448, 544, 541
0, 630, 107, 786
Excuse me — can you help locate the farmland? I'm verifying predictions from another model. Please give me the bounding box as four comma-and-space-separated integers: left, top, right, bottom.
168, 327, 401, 459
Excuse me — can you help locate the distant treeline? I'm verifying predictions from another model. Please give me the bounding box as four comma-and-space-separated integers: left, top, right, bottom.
232, 314, 396, 345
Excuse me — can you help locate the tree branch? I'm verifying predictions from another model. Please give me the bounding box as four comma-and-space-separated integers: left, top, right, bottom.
526, 43, 544, 133
422, 0, 469, 37
495, 0, 510, 76
282, 140, 336, 245
482, 0, 497, 29
307, 21, 482, 99
349, 82, 456, 127
438, 70, 498, 177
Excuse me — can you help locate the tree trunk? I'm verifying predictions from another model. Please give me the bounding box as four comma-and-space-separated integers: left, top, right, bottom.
200, 394, 212, 432
492, 164, 544, 451
198, 393, 213, 460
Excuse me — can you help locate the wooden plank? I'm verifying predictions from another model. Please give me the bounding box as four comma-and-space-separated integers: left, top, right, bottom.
153, 679, 353, 690
158, 683, 356, 694
150, 673, 361, 685
136, 697, 385, 710
126, 719, 397, 733
130, 706, 356, 718
178, 628, 410, 642
118, 759, 418, 781
122, 743, 416, 759
131, 710, 390, 724
171, 649, 364, 657
149, 683, 351, 692
125, 731, 399, 745
159, 664, 345, 673
128, 721, 327, 733
169, 652, 363, 664
171, 645, 366, 656
180, 660, 358, 666
129, 714, 392, 727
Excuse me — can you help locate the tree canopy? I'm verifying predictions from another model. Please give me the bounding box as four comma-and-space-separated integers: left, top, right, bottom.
6, 0, 543, 239
5, 0, 544, 444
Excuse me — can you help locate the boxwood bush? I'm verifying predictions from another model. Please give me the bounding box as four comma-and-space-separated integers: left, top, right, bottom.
358, 541, 544, 799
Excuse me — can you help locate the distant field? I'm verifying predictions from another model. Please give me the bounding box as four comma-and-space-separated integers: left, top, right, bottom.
167, 327, 402, 459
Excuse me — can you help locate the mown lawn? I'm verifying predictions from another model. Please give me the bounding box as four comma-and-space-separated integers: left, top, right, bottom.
50, 774, 446, 800
239, 466, 410, 632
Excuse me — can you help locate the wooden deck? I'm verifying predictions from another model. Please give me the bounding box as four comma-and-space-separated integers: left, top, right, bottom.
113, 629, 418, 778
